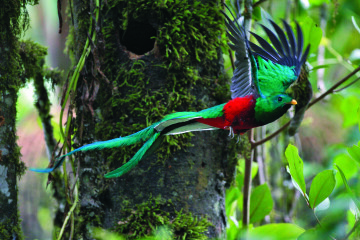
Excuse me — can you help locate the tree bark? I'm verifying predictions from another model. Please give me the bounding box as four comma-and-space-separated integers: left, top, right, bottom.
0, 1, 29, 239
58, 0, 238, 239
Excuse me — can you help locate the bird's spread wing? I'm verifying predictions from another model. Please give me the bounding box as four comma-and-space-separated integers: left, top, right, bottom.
249, 20, 310, 82
222, 5, 260, 99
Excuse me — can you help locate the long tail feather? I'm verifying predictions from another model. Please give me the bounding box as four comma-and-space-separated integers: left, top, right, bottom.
31, 106, 224, 177
104, 132, 162, 178
30, 126, 155, 174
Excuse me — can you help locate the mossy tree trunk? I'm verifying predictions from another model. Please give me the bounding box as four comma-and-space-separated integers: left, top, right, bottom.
63, 0, 238, 238
0, 1, 37, 239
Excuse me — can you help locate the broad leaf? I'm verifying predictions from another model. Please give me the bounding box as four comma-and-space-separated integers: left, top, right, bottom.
308, 0, 330, 6
250, 183, 273, 223
348, 145, 360, 163
340, 96, 360, 127
352, 16, 360, 34
225, 187, 241, 218
335, 164, 360, 212
358, 106, 360, 133
300, 17, 322, 55
298, 228, 327, 240
309, 170, 336, 209
249, 223, 305, 240
334, 154, 358, 187
285, 144, 307, 201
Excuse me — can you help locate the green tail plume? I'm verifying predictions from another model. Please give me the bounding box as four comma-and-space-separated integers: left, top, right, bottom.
31, 106, 225, 177
30, 126, 156, 174
104, 132, 162, 178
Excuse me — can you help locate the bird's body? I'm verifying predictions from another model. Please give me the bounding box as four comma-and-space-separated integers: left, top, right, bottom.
31, 92, 295, 178
31, 4, 309, 178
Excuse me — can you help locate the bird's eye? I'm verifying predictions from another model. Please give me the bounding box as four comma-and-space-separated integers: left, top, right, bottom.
278, 97, 283, 102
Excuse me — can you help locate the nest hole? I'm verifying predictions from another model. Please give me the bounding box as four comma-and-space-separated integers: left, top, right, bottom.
120, 20, 157, 55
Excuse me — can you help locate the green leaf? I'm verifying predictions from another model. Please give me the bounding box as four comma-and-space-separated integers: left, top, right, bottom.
334, 154, 358, 187
37, 207, 52, 233
340, 96, 360, 127
352, 16, 360, 34
335, 164, 360, 212
252, 6, 261, 21
285, 144, 307, 201
300, 17, 322, 55
348, 145, 360, 163
358, 106, 360, 133
308, 0, 330, 6
92, 227, 125, 240
226, 187, 241, 217
309, 170, 336, 209
249, 223, 305, 240
250, 183, 273, 223
297, 228, 327, 240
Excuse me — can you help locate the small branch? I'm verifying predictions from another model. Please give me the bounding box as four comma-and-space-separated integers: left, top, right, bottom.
57, 0, 63, 33
252, 66, 360, 147
68, 0, 75, 26
308, 66, 360, 108
316, 3, 327, 96
256, 127, 266, 185
314, 211, 337, 240
242, 0, 254, 231
57, 180, 79, 240
252, 122, 289, 149
342, 220, 360, 240
34, 72, 57, 160
332, 76, 360, 93
243, 130, 254, 228
243, 0, 253, 39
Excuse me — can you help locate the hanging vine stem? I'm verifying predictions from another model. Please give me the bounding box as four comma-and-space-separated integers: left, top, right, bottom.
57, 181, 80, 240
57, 0, 100, 239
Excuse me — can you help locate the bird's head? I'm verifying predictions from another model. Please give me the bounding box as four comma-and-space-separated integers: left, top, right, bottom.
254, 93, 297, 125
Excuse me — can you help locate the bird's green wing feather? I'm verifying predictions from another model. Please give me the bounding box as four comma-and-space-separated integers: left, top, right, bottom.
257, 57, 297, 95
250, 19, 310, 94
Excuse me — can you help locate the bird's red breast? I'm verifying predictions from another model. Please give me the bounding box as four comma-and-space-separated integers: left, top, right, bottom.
196, 95, 257, 134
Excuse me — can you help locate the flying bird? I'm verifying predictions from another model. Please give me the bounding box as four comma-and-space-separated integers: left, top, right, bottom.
31, 7, 309, 178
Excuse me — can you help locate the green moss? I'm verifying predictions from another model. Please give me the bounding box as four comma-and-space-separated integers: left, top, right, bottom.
90, 0, 231, 168
114, 198, 212, 239
0, 2, 56, 239
0, 0, 40, 91
19, 40, 47, 78
0, 212, 25, 239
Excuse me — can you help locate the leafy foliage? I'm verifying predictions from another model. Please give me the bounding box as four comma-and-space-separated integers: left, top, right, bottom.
250, 183, 273, 223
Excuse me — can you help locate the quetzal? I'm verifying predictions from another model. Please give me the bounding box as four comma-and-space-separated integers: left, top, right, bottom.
31, 8, 309, 178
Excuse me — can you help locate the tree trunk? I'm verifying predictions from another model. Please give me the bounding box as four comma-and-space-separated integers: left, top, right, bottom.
0, 1, 29, 239
60, 0, 238, 238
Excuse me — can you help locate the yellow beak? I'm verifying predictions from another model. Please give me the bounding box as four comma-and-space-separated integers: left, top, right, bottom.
287, 99, 297, 105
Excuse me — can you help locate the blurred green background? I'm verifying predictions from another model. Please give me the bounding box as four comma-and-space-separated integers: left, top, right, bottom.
18, 1, 69, 239
18, 0, 360, 239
